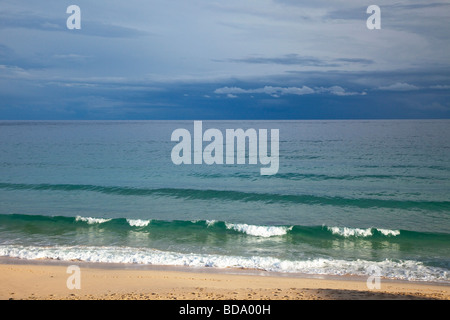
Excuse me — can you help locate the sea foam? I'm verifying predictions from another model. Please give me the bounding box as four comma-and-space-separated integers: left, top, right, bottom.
225, 223, 292, 237
126, 219, 151, 227
0, 245, 447, 283
327, 226, 400, 237
75, 216, 111, 225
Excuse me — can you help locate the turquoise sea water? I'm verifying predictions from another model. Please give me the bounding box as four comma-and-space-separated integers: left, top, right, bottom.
0, 120, 449, 282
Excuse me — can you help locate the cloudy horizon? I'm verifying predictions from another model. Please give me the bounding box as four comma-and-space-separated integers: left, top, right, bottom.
1, 0, 449, 119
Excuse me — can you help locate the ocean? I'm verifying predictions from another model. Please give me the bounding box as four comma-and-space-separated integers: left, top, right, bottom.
0, 120, 449, 283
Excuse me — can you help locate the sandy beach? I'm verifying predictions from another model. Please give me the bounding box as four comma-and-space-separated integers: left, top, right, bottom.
0, 260, 448, 300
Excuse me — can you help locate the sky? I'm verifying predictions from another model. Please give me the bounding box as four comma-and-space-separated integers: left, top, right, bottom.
0, 0, 449, 119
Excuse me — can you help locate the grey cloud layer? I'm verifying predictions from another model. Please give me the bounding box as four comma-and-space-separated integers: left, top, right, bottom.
0, 11, 148, 38
214, 85, 365, 97
220, 54, 374, 67
0, 0, 449, 119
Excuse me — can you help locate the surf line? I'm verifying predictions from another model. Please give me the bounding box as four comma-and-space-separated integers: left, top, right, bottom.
171, 121, 279, 175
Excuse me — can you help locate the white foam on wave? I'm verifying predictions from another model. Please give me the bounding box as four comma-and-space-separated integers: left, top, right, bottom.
328, 227, 373, 237
75, 216, 111, 225
205, 220, 217, 227
126, 219, 150, 227
0, 245, 447, 283
378, 229, 401, 236
327, 226, 400, 237
225, 223, 292, 237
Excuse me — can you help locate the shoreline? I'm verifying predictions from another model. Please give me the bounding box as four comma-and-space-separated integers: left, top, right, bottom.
1, 257, 448, 300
